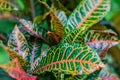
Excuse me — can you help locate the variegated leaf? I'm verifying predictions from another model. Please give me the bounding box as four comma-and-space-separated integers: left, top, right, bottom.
61, 29, 119, 56
30, 49, 49, 71
53, 0, 71, 15
61, 28, 85, 43
0, 59, 37, 80
39, 1, 65, 37
65, 0, 110, 33
2, 45, 29, 70
19, 19, 50, 44
56, 9, 68, 27
84, 30, 119, 56
0, 0, 18, 11
8, 25, 29, 60
33, 43, 104, 76
27, 36, 42, 67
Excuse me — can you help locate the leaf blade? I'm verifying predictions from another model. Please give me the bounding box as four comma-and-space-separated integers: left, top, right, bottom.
34, 43, 104, 76
65, 0, 110, 33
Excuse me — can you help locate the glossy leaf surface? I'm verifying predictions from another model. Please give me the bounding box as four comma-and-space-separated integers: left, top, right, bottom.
65, 0, 110, 33
34, 43, 104, 76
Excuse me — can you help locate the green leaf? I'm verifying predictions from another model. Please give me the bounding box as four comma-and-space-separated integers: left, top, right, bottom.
65, 0, 110, 33
56, 9, 68, 27
8, 25, 29, 60
33, 43, 104, 76
0, 45, 10, 64
61, 28, 85, 43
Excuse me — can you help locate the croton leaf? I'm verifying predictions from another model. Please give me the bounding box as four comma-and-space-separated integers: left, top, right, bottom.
8, 25, 29, 60
61, 29, 119, 57
84, 30, 119, 56
0, 0, 18, 11
39, 1, 65, 37
30, 49, 49, 71
33, 43, 104, 76
50, 9, 65, 37
19, 19, 50, 44
27, 36, 42, 67
61, 28, 85, 43
2, 45, 29, 70
65, 0, 110, 33
0, 59, 37, 80
56, 9, 68, 27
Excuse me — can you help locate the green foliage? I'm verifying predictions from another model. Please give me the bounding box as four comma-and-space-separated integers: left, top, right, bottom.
0, 0, 119, 80
65, 0, 110, 33
33, 43, 104, 75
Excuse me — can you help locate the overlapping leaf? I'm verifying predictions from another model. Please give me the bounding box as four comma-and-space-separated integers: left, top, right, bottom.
19, 19, 50, 44
27, 36, 42, 67
65, 0, 110, 33
33, 43, 104, 76
0, 59, 37, 80
84, 30, 119, 56
61, 29, 119, 55
39, 1, 65, 37
61, 28, 85, 43
56, 9, 68, 27
30, 49, 49, 71
8, 25, 29, 60
2, 44, 29, 70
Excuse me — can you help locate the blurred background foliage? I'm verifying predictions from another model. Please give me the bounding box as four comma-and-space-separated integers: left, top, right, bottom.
0, 0, 120, 79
